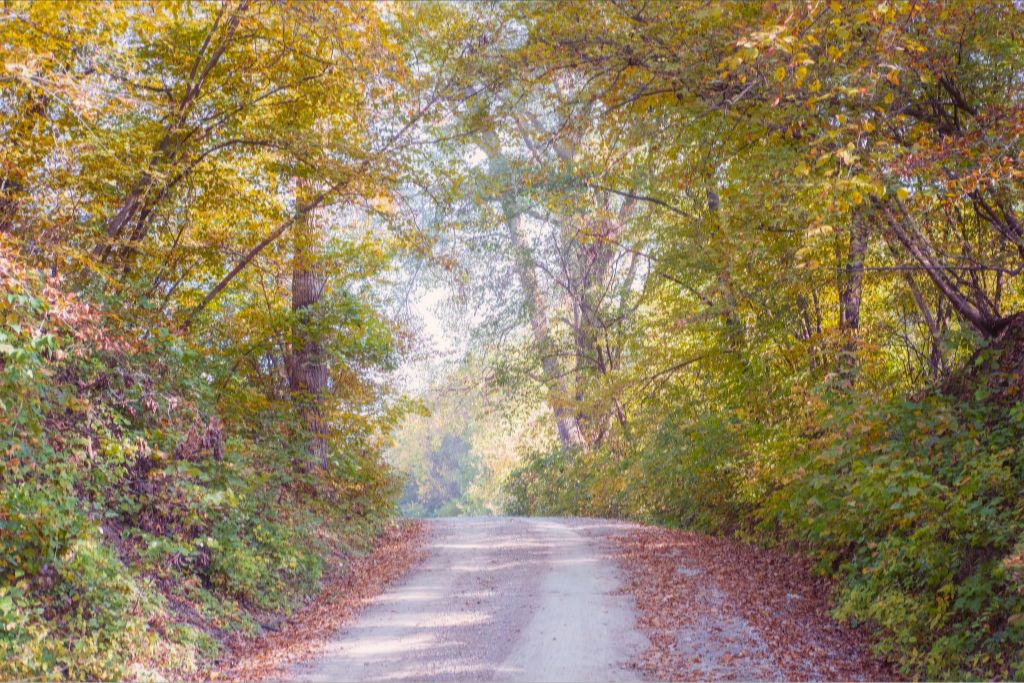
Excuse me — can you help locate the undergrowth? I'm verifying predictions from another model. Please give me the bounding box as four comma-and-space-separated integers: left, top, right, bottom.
0, 243, 399, 680
504, 329, 1024, 680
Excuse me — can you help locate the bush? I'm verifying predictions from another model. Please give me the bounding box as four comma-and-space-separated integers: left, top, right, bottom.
0, 241, 399, 679
632, 410, 762, 535
0, 533, 158, 681
504, 445, 629, 518
766, 391, 1024, 679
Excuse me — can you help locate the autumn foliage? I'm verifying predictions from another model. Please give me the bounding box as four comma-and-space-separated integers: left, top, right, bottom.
2, 0, 1024, 680
1, 2, 416, 678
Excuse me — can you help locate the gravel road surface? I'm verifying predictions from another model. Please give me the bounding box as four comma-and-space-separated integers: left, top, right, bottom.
290, 516, 646, 682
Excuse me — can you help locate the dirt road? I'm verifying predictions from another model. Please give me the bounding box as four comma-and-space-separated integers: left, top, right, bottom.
290, 517, 647, 682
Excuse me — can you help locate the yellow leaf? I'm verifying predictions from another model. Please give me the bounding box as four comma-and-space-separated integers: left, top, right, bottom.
896, 187, 910, 201
775, 66, 786, 82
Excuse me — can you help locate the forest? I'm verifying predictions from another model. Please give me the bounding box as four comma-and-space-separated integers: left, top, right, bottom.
1, 1, 1023, 680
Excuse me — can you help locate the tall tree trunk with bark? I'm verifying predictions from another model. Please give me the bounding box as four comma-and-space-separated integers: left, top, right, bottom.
567, 197, 635, 446
481, 133, 585, 450
505, 208, 585, 450
836, 216, 869, 384
705, 189, 744, 350
289, 177, 330, 470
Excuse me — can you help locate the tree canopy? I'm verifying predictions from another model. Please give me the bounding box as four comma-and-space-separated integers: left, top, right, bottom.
2, 1, 1023, 680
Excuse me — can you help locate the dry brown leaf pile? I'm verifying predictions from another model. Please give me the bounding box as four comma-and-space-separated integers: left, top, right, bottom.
611, 526, 892, 681
213, 520, 427, 681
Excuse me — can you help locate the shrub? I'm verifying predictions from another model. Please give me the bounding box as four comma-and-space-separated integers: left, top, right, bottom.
766, 391, 1024, 679
1, 239, 399, 679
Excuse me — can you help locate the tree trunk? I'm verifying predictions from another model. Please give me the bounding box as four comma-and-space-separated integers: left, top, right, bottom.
705, 189, 744, 349
481, 132, 584, 450
505, 210, 585, 450
903, 272, 949, 380
566, 197, 635, 446
836, 216, 868, 383
289, 177, 329, 470
876, 198, 1003, 337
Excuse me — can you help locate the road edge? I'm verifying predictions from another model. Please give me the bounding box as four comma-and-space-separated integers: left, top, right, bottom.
214, 520, 428, 681
607, 525, 891, 681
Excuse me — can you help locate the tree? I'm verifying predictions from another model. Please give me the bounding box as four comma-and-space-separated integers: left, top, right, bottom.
289, 178, 331, 468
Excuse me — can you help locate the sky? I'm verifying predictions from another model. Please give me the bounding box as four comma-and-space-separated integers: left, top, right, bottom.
393, 283, 464, 396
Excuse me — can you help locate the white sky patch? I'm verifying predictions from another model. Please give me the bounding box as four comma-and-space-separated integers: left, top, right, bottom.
466, 147, 488, 167
416, 287, 457, 356
394, 283, 466, 396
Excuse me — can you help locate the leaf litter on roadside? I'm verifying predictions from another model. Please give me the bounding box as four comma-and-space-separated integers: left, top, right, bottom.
213, 521, 427, 681
610, 526, 892, 681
